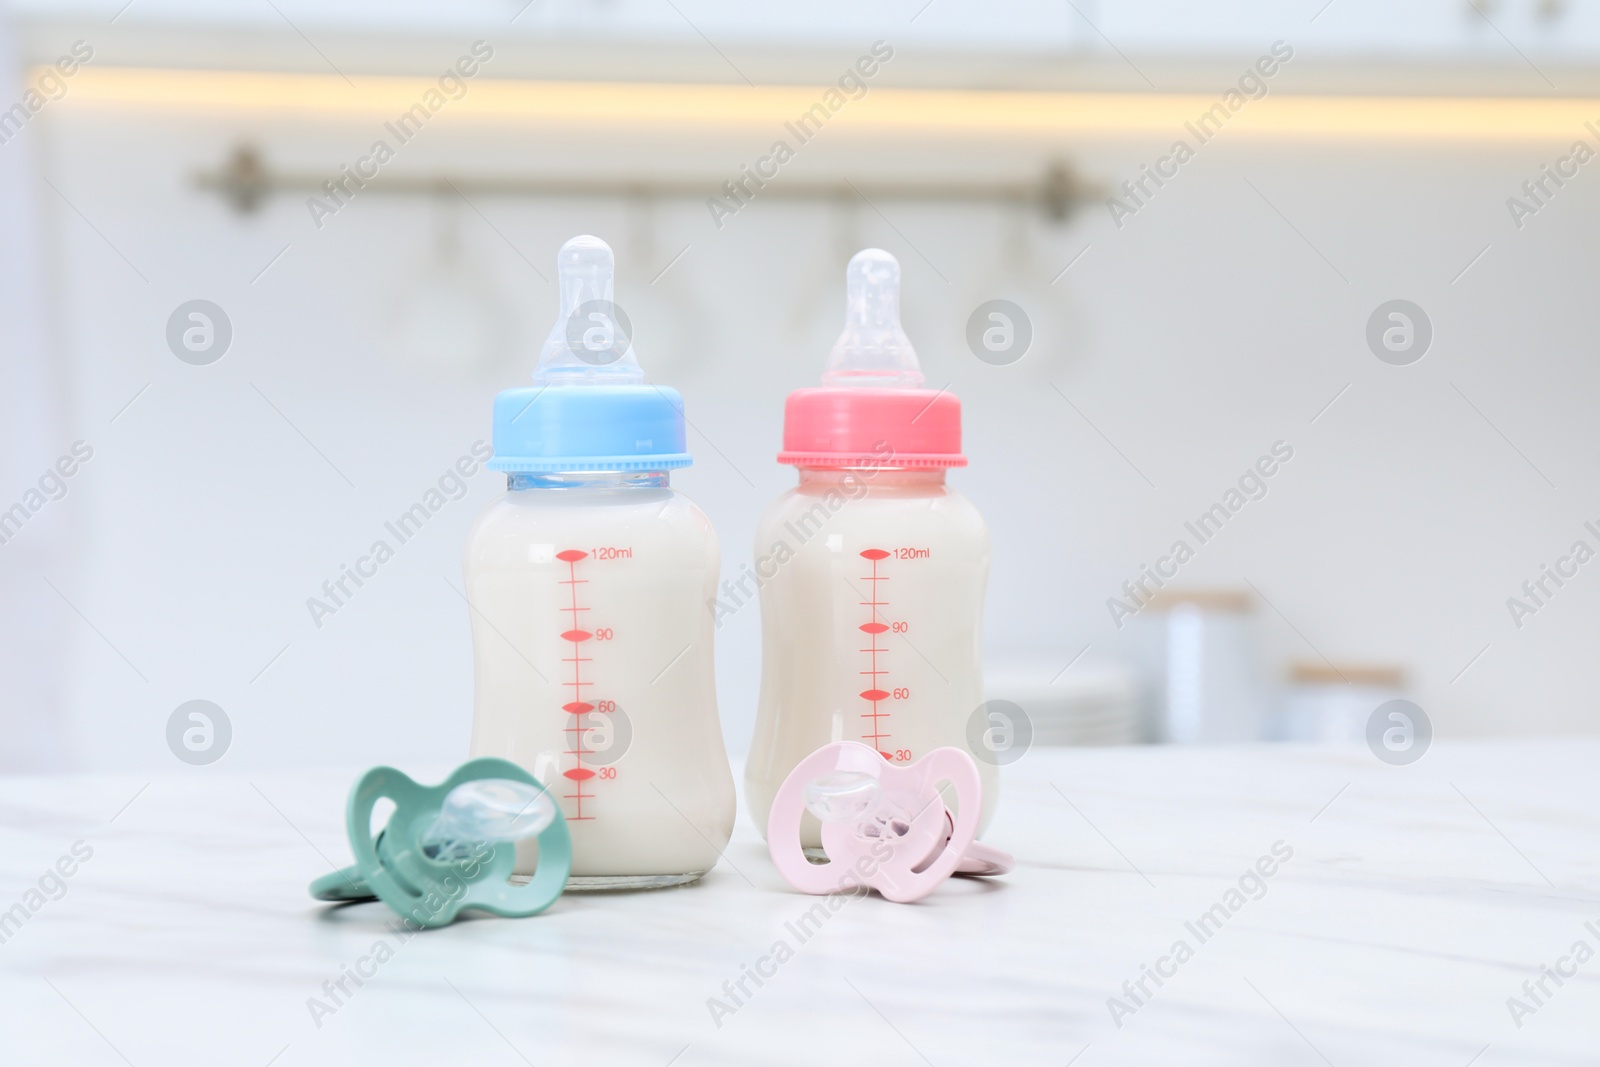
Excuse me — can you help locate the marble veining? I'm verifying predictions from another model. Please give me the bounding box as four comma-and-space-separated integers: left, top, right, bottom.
1, 740, 1597, 1065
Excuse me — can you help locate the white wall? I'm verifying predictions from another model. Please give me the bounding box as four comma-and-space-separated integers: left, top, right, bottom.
4, 13, 1598, 771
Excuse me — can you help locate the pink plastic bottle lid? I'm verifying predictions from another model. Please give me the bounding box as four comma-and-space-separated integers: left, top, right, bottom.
777, 249, 965, 469
778, 388, 965, 468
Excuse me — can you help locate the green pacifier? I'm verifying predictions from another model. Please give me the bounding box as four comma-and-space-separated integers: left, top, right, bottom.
309, 758, 571, 928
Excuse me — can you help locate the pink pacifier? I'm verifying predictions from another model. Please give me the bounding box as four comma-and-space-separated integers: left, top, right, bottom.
767, 741, 1013, 903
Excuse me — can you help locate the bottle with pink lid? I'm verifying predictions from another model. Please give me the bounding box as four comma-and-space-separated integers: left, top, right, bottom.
745, 249, 996, 845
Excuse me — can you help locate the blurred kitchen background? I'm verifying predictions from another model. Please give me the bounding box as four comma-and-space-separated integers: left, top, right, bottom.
2, 0, 1597, 772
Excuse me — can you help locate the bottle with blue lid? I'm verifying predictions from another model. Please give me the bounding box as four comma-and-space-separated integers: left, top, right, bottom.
464, 235, 734, 889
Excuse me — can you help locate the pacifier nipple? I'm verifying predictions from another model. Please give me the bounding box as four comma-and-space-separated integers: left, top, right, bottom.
534, 235, 645, 385
422, 778, 556, 861
804, 771, 911, 842
820, 249, 925, 388
804, 771, 882, 824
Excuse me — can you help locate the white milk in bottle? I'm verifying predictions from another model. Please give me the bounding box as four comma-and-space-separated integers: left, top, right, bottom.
465, 235, 734, 888
744, 249, 997, 846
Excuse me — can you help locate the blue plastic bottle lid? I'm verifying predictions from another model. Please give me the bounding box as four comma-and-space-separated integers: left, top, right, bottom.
488, 236, 692, 473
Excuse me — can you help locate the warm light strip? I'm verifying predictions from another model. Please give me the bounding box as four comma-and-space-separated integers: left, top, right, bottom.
51, 66, 1600, 140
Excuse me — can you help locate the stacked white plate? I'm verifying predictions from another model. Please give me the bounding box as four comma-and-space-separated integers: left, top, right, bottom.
984, 655, 1144, 747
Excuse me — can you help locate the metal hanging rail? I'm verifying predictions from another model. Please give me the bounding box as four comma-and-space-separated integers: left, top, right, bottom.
194, 145, 1102, 222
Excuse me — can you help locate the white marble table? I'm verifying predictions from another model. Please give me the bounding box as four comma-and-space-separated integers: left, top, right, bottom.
2, 741, 1597, 1066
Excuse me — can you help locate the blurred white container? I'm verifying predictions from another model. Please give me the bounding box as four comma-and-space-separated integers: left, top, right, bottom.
1124, 590, 1269, 743
1274, 663, 1405, 743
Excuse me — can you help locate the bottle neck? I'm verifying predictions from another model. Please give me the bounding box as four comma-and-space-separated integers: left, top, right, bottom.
797, 466, 946, 489
508, 470, 670, 491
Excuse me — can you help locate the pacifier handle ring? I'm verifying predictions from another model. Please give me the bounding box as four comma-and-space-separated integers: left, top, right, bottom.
920, 810, 1013, 877
956, 839, 1015, 877
310, 860, 378, 902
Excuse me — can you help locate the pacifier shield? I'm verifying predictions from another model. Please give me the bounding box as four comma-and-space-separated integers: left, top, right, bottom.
310, 758, 571, 928
768, 742, 989, 904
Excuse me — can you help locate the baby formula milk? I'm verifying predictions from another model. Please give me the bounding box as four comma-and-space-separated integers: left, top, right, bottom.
465, 235, 734, 888
745, 249, 995, 846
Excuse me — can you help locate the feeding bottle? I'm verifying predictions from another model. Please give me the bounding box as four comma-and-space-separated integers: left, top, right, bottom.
745, 249, 996, 845
464, 235, 734, 889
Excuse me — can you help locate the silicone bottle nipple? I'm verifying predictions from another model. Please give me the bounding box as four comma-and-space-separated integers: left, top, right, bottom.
534, 235, 645, 385
820, 248, 925, 388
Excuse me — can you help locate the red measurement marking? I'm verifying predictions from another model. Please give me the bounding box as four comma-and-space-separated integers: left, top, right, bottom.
561, 550, 596, 820
858, 549, 891, 751
879, 751, 894, 761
